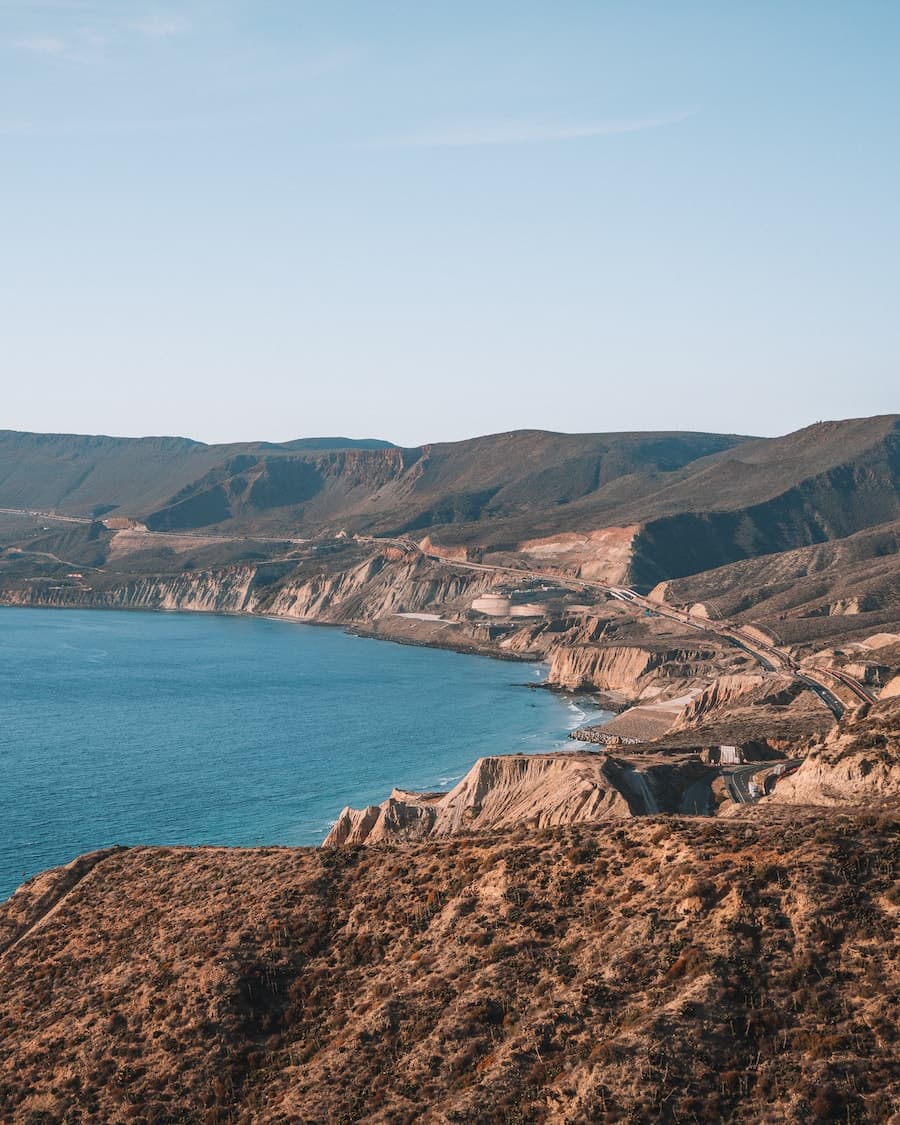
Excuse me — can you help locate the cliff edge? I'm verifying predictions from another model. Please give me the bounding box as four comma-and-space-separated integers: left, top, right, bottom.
323, 752, 719, 845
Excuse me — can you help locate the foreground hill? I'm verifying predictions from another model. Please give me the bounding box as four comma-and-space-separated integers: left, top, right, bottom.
0, 813, 897, 1124
3, 415, 897, 583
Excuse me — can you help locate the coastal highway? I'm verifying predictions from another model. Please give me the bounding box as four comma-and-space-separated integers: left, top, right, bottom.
819, 667, 877, 706
726, 765, 769, 804
385, 537, 878, 718
725, 760, 804, 804
795, 674, 846, 719
0, 507, 92, 524
387, 537, 796, 674
793, 668, 877, 718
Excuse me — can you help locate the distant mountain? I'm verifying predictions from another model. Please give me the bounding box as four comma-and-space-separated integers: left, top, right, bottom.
1, 416, 897, 585
650, 517, 900, 643
140, 429, 748, 538
626, 416, 900, 584
273, 437, 396, 452
0, 431, 395, 519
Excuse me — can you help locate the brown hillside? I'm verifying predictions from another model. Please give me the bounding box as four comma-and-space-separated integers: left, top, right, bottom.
653, 520, 900, 624
3, 416, 898, 584
0, 813, 897, 1123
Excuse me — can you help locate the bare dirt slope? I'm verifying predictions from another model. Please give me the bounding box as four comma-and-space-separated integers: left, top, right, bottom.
771, 697, 900, 806
0, 814, 897, 1124
651, 519, 900, 647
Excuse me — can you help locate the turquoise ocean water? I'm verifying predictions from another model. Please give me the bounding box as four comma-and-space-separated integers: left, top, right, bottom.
0, 608, 609, 901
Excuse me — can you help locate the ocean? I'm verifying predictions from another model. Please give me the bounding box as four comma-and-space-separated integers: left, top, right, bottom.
0, 607, 610, 901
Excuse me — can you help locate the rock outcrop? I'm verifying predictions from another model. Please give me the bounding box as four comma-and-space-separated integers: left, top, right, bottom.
323, 790, 441, 846
324, 755, 632, 845
770, 696, 900, 806
546, 643, 719, 694
671, 674, 768, 729
880, 673, 900, 700
324, 752, 725, 845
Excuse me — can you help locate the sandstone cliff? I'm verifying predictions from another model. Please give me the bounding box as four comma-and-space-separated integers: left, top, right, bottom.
770, 697, 900, 806
546, 643, 719, 694
323, 752, 722, 845
2, 567, 260, 615
671, 673, 767, 729
1, 551, 497, 634
324, 755, 632, 845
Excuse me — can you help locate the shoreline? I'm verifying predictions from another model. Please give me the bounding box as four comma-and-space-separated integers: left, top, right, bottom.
0, 602, 612, 892
0, 597, 544, 664
0, 601, 616, 732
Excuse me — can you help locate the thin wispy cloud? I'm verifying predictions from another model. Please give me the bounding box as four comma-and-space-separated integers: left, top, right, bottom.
6, 9, 191, 65
12, 35, 67, 55
379, 113, 692, 149
132, 14, 190, 39
9, 27, 111, 65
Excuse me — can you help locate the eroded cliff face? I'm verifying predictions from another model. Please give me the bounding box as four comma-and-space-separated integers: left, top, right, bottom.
264, 555, 493, 623
323, 752, 719, 845
770, 697, 900, 806
1, 552, 497, 632
0, 568, 260, 614
546, 643, 718, 694
324, 755, 633, 845
671, 674, 768, 729
514, 526, 638, 585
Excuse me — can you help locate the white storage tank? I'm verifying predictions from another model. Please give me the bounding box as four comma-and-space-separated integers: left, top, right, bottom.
471, 593, 512, 616
509, 603, 546, 618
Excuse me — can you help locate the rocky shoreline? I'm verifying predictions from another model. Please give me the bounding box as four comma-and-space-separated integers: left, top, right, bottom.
4, 541, 899, 847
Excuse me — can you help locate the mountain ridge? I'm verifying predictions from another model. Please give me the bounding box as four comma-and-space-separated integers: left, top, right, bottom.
2, 415, 897, 586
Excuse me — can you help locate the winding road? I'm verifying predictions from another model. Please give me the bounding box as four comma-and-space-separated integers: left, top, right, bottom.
0, 507, 92, 525
725, 764, 769, 804
387, 538, 878, 719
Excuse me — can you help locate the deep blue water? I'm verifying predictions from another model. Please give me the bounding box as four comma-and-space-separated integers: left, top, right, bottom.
0, 608, 609, 901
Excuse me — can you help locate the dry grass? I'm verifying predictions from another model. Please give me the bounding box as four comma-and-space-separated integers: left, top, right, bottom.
0, 811, 897, 1123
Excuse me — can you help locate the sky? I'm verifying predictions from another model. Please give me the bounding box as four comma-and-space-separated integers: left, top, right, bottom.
2, 1, 898, 446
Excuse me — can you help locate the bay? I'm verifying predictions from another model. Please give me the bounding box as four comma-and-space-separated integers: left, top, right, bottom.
0, 607, 610, 901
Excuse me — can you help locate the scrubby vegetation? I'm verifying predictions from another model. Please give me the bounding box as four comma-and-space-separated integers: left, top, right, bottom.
0, 811, 897, 1122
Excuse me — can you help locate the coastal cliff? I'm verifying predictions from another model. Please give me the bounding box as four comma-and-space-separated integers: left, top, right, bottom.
324, 755, 632, 845
546, 643, 719, 693
323, 752, 719, 845
0, 551, 497, 632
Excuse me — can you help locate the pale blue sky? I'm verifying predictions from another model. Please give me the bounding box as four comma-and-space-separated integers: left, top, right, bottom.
2, 1, 898, 444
